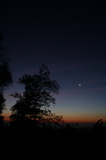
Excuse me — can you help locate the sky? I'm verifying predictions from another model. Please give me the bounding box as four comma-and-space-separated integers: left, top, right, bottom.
0, 0, 106, 125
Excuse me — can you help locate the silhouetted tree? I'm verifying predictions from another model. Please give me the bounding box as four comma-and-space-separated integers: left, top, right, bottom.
10, 64, 62, 128
0, 93, 5, 128
0, 93, 5, 114
0, 33, 13, 126
94, 119, 103, 132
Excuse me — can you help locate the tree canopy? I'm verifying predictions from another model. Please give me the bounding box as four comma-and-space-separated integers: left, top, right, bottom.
10, 64, 63, 128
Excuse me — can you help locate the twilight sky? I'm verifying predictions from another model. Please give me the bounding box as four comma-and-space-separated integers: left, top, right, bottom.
1, 0, 106, 124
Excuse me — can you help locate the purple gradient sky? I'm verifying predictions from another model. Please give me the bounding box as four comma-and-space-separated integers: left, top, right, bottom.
1, 0, 106, 123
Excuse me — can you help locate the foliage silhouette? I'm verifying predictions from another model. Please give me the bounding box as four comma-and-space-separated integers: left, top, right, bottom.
94, 119, 103, 128
93, 119, 104, 134
10, 64, 62, 129
0, 92, 5, 115
0, 33, 13, 126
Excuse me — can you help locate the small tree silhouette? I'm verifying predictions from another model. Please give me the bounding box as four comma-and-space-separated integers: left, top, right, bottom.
10, 64, 62, 129
94, 119, 103, 129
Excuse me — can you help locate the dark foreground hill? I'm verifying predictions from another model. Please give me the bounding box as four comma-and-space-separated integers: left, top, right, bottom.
1, 124, 106, 142
1, 125, 106, 158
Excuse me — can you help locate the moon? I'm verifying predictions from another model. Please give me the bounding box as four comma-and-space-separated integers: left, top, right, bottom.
79, 84, 81, 87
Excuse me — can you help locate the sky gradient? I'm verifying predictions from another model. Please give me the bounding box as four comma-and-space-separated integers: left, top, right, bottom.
1, 0, 106, 124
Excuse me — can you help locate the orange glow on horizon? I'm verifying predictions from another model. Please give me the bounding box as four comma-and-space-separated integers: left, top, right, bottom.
63, 114, 106, 124
3, 115, 106, 124
2, 111, 10, 122
4, 116, 10, 122
2, 111, 106, 124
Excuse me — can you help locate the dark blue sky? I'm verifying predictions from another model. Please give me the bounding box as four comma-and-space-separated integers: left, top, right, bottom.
1, 0, 106, 123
